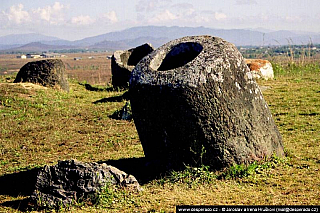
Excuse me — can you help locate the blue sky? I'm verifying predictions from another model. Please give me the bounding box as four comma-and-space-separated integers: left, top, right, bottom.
0, 0, 319, 40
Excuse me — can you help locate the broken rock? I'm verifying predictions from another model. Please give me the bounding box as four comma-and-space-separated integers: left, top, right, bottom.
31, 159, 141, 209
245, 59, 274, 80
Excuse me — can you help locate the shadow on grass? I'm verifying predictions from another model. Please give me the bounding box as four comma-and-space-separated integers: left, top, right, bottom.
83, 83, 114, 92
0, 168, 40, 211
0, 168, 39, 197
1, 199, 36, 212
93, 91, 130, 104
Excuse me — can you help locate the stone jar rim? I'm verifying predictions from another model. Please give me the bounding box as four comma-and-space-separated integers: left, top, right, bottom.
130, 35, 232, 88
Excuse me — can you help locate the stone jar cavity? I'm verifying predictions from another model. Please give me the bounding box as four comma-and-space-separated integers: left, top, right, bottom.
150, 42, 203, 71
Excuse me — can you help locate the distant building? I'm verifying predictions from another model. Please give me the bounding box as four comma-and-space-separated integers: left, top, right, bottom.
40, 53, 66, 58
26, 54, 42, 59
74, 57, 82, 61
16, 55, 27, 59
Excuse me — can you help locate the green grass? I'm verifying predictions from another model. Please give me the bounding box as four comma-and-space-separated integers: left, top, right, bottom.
0, 62, 319, 212
272, 61, 320, 78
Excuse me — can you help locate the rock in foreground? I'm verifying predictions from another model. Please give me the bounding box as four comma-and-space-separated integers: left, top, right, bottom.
14, 59, 69, 91
130, 35, 284, 170
31, 159, 141, 209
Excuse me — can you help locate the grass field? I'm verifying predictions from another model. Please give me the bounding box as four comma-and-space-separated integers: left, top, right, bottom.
0, 56, 319, 212
0, 53, 112, 86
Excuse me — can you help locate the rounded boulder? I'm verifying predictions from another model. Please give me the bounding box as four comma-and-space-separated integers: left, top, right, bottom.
14, 59, 69, 91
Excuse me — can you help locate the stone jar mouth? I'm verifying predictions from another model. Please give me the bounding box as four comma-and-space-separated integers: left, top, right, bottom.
150, 42, 203, 71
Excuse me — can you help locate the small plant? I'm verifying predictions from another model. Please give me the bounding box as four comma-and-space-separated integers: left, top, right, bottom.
86, 183, 140, 210
89, 184, 115, 207
166, 164, 217, 187
218, 155, 287, 180
219, 163, 257, 179
190, 144, 207, 166
158, 154, 288, 187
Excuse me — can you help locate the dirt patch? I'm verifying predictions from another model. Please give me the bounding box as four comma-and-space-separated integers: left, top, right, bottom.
0, 82, 47, 90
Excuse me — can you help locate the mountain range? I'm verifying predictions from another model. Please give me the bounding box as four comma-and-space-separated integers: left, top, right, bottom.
1, 26, 319, 52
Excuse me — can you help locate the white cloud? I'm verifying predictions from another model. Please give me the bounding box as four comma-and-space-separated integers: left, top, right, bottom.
285, 16, 302, 22
32, 2, 67, 25
260, 13, 269, 21
145, 7, 227, 26
171, 3, 194, 10
193, 14, 210, 23
236, 0, 257, 5
136, 0, 206, 26
173, 4, 195, 17
71, 15, 96, 25
136, 0, 156, 12
4, 4, 30, 24
185, 10, 212, 24
214, 12, 227, 20
0, 2, 69, 26
136, 0, 172, 12
148, 9, 177, 23
102, 11, 118, 24
53, 1, 65, 11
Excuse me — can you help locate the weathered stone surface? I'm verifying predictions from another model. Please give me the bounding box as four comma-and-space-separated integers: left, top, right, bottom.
129, 35, 284, 170
111, 43, 154, 89
14, 59, 69, 91
31, 159, 141, 208
245, 59, 274, 80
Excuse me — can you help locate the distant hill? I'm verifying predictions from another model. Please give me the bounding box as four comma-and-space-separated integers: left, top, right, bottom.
75, 26, 263, 47
2, 42, 77, 53
89, 36, 169, 51
75, 26, 320, 47
0, 33, 72, 52
0, 33, 63, 45
0, 44, 21, 51
1, 26, 319, 52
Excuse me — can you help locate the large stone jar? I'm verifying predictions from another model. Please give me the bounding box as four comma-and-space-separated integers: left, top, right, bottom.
129, 35, 284, 169
111, 43, 154, 89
